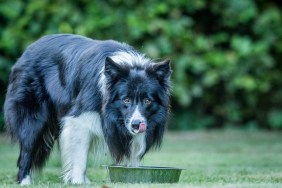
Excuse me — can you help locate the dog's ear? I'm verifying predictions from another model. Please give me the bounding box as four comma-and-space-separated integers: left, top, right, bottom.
148, 59, 172, 81
104, 57, 128, 81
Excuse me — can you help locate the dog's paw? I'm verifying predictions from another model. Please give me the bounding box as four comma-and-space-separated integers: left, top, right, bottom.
71, 175, 91, 184
20, 175, 31, 186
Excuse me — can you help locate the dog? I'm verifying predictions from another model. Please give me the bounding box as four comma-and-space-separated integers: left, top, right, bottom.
4, 34, 171, 185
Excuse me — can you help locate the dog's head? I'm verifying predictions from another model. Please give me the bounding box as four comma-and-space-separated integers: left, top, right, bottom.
103, 55, 171, 136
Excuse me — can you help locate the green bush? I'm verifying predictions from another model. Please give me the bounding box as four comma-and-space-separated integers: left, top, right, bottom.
0, 0, 282, 131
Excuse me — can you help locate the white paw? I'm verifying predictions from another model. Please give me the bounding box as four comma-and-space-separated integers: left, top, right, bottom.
71, 174, 90, 184
20, 175, 31, 186
71, 176, 84, 184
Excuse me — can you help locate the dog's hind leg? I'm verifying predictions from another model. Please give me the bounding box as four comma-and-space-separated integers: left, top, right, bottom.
5, 98, 49, 185
17, 145, 32, 185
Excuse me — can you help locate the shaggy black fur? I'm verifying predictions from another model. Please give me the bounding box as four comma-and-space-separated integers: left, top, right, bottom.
4, 34, 171, 184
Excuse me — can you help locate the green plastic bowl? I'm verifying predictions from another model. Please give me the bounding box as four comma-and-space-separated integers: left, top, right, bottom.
106, 165, 182, 183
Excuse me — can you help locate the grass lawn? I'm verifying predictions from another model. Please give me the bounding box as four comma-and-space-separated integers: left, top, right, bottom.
1, 130, 282, 187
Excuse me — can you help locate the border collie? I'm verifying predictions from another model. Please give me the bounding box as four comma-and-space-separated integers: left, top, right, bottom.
4, 34, 171, 185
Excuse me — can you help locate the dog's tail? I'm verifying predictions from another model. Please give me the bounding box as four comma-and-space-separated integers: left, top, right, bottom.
30, 117, 59, 169
31, 128, 57, 169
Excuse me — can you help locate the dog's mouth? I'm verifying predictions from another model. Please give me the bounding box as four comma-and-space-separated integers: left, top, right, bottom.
130, 122, 147, 135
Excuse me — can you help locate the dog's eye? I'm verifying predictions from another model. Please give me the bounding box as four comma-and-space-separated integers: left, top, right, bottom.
123, 97, 130, 103
144, 98, 151, 104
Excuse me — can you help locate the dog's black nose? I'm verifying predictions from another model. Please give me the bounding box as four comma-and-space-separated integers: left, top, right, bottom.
131, 119, 142, 130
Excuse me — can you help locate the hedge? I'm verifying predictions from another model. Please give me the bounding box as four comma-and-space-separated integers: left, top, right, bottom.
1, 0, 282, 131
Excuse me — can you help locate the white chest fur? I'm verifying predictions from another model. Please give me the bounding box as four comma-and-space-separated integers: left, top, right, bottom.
126, 132, 146, 167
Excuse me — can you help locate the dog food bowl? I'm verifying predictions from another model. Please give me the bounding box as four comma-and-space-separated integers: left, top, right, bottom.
106, 165, 182, 183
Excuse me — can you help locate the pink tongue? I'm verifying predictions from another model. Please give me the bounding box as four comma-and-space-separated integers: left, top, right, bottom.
139, 123, 147, 133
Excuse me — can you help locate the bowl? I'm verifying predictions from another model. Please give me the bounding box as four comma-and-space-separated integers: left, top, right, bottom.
106, 165, 182, 183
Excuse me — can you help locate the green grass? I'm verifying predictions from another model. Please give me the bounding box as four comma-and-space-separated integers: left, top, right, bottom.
1, 130, 282, 187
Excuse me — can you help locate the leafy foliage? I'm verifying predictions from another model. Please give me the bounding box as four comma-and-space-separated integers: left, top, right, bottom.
0, 0, 282, 130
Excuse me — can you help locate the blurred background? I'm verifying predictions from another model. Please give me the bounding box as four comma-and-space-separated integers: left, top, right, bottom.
1, 0, 282, 132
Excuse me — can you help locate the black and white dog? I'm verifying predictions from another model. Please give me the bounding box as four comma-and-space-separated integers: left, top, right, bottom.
4, 34, 171, 185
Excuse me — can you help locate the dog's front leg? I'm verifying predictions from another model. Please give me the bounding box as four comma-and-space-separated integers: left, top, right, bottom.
59, 115, 92, 184
126, 133, 146, 167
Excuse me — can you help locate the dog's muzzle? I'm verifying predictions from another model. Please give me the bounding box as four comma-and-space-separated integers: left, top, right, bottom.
131, 119, 147, 133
